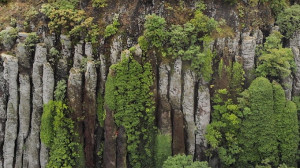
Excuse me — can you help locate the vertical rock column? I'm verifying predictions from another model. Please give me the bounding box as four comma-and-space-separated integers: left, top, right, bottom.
57, 35, 72, 80
182, 70, 196, 156
68, 67, 85, 167
169, 58, 185, 155
291, 31, 300, 96
103, 68, 117, 168
0, 58, 6, 168
195, 82, 211, 161
83, 61, 97, 167
110, 35, 122, 64
15, 42, 31, 168
158, 63, 172, 135
1, 54, 18, 168
40, 63, 55, 168
241, 33, 256, 85
23, 44, 47, 168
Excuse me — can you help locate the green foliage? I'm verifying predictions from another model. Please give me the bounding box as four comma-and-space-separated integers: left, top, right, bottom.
0, 27, 18, 49
48, 0, 79, 9
54, 80, 67, 101
92, 0, 107, 8
41, 100, 80, 168
256, 31, 294, 80
269, 0, 289, 17
154, 133, 172, 168
41, 4, 99, 43
238, 77, 278, 167
104, 15, 120, 38
162, 155, 210, 168
50, 47, 59, 57
277, 5, 300, 38
104, 56, 156, 168
237, 77, 299, 167
141, 14, 167, 50
24, 32, 39, 53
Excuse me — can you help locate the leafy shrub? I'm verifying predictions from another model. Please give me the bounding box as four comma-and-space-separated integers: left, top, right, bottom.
238, 77, 299, 167
154, 133, 172, 168
54, 80, 67, 101
104, 15, 120, 38
24, 32, 39, 53
162, 155, 210, 168
0, 27, 18, 50
141, 14, 167, 50
277, 5, 300, 38
92, 0, 107, 8
256, 31, 294, 80
41, 100, 80, 168
41, 4, 99, 43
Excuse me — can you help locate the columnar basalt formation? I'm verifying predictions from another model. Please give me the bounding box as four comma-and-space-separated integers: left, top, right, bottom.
23, 44, 47, 168
2, 54, 18, 168
169, 58, 185, 155
83, 61, 97, 167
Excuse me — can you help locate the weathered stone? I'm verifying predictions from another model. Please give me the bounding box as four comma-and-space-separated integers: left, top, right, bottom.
253, 29, 263, 44
73, 42, 83, 68
15, 74, 30, 168
241, 33, 256, 83
99, 54, 107, 94
68, 67, 85, 167
3, 103, 17, 168
281, 74, 293, 100
103, 105, 117, 168
1, 27, 17, 50
0, 58, 7, 168
292, 47, 300, 96
1, 54, 18, 168
182, 70, 196, 156
290, 31, 300, 48
23, 44, 47, 168
110, 35, 122, 64
40, 62, 55, 168
83, 61, 97, 167
85, 42, 93, 58
16, 43, 31, 71
57, 35, 72, 80
169, 58, 185, 155
158, 63, 172, 135
116, 126, 127, 168
195, 84, 211, 161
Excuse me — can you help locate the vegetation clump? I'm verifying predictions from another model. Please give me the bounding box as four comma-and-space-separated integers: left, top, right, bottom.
162, 155, 210, 168
104, 55, 156, 168
277, 4, 300, 38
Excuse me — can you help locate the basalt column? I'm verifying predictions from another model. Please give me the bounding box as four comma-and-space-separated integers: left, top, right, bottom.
83, 61, 97, 167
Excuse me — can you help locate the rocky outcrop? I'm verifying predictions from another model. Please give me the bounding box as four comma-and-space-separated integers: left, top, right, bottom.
15, 74, 30, 168
57, 35, 72, 80
195, 83, 211, 161
73, 42, 83, 68
169, 58, 185, 155
40, 62, 54, 168
0, 57, 6, 168
158, 63, 172, 135
241, 33, 256, 83
2, 54, 18, 168
291, 31, 300, 96
83, 61, 97, 167
116, 126, 127, 168
103, 104, 117, 168
110, 36, 122, 64
182, 70, 196, 156
85, 42, 93, 58
23, 44, 47, 168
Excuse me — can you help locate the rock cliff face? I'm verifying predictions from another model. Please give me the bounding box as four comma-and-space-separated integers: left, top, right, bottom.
0, 0, 299, 167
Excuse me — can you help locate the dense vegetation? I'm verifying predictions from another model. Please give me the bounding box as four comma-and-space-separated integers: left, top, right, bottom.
104, 54, 156, 168
1, 0, 300, 168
